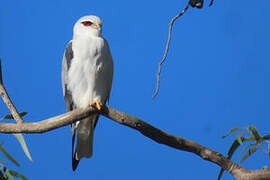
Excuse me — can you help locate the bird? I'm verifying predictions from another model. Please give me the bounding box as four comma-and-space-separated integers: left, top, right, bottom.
61, 15, 114, 171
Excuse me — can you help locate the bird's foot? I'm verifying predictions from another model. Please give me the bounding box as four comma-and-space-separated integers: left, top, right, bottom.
89, 99, 103, 110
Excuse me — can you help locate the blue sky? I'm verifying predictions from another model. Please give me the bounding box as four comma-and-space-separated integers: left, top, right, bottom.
0, 0, 270, 179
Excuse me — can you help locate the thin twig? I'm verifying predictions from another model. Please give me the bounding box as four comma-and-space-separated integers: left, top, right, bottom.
0, 58, 24, 124
257, 143, 270, 155
209, 0, 214, 6
152, 4, 190, 99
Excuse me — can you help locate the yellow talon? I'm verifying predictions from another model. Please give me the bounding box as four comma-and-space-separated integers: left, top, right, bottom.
89, 99, 103, 110
95, 100, 102, 110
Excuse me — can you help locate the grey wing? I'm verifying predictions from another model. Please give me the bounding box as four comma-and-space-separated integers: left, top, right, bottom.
62, 41, 78, 169
62, 41, 75, 111
103, 39, 114, 104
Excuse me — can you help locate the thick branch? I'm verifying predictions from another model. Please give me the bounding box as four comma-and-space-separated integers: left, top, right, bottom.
101, 106, 245, 179
0, 105, 269, 179
103, 106, 270, 180
233, 168, 270, 180
0, 58, 24, 124
0, 106, 97, 133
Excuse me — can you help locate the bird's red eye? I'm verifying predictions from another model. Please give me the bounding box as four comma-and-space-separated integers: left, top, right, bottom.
82, 21, 92, 26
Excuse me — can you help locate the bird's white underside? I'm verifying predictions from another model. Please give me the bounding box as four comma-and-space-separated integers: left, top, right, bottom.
67, 36, 112, 108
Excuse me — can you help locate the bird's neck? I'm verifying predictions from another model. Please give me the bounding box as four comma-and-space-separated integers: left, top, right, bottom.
73, 32, 102, 39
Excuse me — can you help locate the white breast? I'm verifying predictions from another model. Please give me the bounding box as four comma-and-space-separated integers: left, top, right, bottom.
67, 36, 113, 108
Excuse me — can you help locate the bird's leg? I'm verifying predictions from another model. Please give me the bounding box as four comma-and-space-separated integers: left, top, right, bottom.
89, 99, 103, 110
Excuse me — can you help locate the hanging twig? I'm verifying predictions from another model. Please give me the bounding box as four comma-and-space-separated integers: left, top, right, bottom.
152, 0, 215, 99
152, 4, 190, 99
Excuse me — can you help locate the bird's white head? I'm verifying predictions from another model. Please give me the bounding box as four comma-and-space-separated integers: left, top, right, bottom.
73, 15, 103, 38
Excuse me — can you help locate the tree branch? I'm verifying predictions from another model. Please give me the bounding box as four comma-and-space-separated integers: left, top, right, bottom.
0, 58, 24, 124
0, 105, 269, 179
0, 106, 97, 133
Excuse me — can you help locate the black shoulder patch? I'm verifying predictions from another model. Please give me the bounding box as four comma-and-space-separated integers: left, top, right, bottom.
65, 42, 73, 70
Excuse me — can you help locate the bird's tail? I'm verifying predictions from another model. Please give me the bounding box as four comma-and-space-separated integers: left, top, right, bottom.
72, 114, 98, 171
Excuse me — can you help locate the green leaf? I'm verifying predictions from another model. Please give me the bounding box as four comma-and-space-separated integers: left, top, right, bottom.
1, 112, 27, 120
263, 134, 270, 141
242, 136, 255, 141
222, 127, 240, 139
240, 146, 258, 163
241, 143, 256, 153
237, 131, 244, 145
218, 136, 252, 179
227, 136, 255, 160
217, 139, 242, 180
248, 126, 262, 143
9, 170, 27, 180
13, 134, 32, 162
217, 168, 225, 180
227, 140, 241, 159
4, 169, 14, 180
0, 145, 20, 167
0, 170, 7, 180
